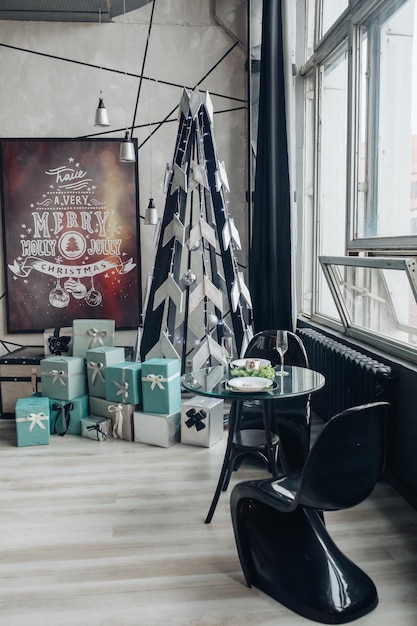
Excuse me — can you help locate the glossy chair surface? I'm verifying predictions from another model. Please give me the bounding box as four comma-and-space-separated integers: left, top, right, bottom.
241, 329, 311, 471
230, 401, 390, 624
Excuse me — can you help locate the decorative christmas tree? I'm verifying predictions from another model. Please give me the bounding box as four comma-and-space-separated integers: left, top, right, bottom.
140, 89, 253, 373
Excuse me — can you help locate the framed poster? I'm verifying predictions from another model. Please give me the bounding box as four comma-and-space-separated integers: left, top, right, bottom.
0, 139, 141, 333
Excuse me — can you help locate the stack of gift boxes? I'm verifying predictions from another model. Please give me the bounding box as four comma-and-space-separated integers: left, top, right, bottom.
14, 318, 224, 450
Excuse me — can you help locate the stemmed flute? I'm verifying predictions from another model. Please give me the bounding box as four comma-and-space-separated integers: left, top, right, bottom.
275, 330, 289, 376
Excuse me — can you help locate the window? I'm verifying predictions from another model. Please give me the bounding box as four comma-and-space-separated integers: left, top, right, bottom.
355, 0, 417, 244
320, 256, 417, 358
320, 0, 349, 38
299, 0, 417, 361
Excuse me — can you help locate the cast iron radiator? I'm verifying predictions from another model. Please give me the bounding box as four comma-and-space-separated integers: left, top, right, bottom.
297, 328, 393, 421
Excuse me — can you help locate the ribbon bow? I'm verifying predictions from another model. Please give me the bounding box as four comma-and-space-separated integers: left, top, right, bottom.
50, 369, 66, 385
146, 374, 165, 390
88, 361, 105, 384
113, 380, 129, 401
48, 329, 71, 356
108, 404, 124, 438
185, 408, 207, 431
87, 328, 107, 348
87, 421, 108, 441
51, 402, 73, 436
27, 412, 47, 431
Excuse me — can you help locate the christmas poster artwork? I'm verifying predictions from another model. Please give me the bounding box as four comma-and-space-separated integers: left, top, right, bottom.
0, 139, 141, 332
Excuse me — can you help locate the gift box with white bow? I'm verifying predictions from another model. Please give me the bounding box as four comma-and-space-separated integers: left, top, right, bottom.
141, 358, 181, 415
48, 394, 89, 436
72, 319, 115, 358
89, 396, 136, 441
15, 396, 50, 447
86, 346, 125, 399
105, 362, 142, 405
181, 396, 224, 448
133, 410, 181, 448
81, 416, 112, 441
40, 356, 86, 401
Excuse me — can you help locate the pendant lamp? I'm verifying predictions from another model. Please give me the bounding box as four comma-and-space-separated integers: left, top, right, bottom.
94, 5, 109, 127
95, 97, 109, 127
119, 0, 136, 162
119, 131, 136, 162
144, 197, 158, 225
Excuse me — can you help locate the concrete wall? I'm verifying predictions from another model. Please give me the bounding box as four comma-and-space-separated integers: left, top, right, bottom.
0, 0, 247, 350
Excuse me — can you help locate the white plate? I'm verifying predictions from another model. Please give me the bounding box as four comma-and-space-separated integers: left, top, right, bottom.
231, 358, 271, 368
227, 376, 273, 392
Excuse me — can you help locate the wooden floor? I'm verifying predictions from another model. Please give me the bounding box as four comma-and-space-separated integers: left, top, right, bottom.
1, 417, 417, 626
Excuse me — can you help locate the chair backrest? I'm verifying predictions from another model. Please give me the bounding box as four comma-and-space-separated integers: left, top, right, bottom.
298, 401, 389, 511
245, 330, 309, 368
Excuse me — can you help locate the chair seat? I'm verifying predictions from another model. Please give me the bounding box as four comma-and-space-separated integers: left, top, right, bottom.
233, 428, 280, 451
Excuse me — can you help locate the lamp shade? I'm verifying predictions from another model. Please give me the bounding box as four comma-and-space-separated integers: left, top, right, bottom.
94, 97, 109, 127
119, 131, 136, 162
144, 198, 158, 225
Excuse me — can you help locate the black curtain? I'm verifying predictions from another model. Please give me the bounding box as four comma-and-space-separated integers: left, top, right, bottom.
249, 0, 292, 333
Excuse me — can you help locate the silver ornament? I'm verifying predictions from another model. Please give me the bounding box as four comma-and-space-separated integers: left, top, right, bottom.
208, 313, 218, 326
183, 269, 197, 286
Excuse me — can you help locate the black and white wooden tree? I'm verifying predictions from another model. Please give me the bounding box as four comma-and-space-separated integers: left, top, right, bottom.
140, 89, 253, 373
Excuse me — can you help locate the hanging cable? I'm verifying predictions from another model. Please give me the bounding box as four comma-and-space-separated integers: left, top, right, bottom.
128, 0, 156, 139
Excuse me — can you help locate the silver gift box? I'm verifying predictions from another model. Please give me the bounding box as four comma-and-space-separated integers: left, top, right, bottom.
181, 396, 224, 447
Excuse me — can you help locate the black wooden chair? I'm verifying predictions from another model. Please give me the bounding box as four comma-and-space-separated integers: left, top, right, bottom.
230, 401, 390, 624
241, 329, 311, 471
204, 330, 310, 523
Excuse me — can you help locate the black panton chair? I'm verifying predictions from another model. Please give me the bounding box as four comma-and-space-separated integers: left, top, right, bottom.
230, 401, 390, 624
241, 329, 311, 471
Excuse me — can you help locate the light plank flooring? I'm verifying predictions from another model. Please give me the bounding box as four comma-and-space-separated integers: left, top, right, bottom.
1, 417, 417, 626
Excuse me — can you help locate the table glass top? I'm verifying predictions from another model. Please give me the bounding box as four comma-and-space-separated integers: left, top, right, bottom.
182, 365, 325, 400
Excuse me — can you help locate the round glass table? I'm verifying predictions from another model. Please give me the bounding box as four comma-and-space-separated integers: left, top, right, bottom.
182, 365, 325, 401
182, 365, 325, 523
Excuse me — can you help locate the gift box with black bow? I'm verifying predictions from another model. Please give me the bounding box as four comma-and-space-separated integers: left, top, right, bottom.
49, 394, 89, 436
81, 416, 112, 441
181, 396, 224, 447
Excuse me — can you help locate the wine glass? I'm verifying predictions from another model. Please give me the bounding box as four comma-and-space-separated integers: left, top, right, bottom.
275, 330, 289, 376
222, 336, 234, 369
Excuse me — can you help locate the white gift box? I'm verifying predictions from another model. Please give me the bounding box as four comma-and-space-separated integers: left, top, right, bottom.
133, 410, 180, 448
181, 396, 224, 447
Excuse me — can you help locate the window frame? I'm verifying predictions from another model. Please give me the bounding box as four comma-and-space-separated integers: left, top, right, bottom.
298, 0, 417, 362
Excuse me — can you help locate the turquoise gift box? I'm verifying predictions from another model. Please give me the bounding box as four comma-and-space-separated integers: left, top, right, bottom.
72, 319, 115, 358
86, 346, 125, 399
49, 394, 89, 436
141, 358, 181, 415
41, 356, 86, 401
15, 396, 50, 447
105, 362, 142, 405
89, 396, 137, 441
